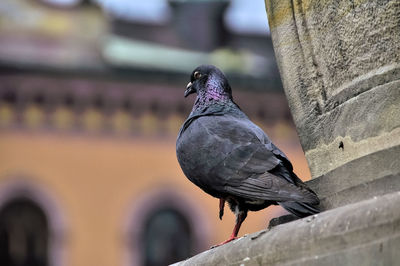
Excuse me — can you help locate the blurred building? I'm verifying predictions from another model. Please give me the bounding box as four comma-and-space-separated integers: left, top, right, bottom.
0, 0, 311, 265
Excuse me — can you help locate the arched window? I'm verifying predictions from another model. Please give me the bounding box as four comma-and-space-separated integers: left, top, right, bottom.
124, 189, 211, 266
141, 207, 192, 266
0, 180, 66, 266
0, 198, 49, 266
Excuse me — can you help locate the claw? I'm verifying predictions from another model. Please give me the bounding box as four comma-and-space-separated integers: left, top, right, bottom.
211, 236, 237, 248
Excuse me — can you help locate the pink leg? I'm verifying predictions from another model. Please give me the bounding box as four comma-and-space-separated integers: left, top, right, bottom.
213, 211, 247, 247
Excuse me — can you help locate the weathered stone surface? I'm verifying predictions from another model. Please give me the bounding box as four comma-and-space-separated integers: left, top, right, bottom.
173, 191, 400, 266
265, 0, 400, 178
308, 145, 400, 210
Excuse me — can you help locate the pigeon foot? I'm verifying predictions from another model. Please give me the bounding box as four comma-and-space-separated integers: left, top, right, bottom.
210, 236, 238, 249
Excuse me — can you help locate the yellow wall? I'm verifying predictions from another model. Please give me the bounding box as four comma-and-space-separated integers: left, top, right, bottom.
0, 130, 310, 266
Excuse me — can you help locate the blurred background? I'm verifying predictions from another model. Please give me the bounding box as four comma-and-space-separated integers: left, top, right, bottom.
0, 0, 311, 265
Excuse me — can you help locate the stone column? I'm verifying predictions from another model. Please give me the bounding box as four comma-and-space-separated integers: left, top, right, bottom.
265, 0, 400, 209
266, 0, 400, 177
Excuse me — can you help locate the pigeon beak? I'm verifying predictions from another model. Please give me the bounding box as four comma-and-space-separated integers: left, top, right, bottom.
184, 82, 195, 97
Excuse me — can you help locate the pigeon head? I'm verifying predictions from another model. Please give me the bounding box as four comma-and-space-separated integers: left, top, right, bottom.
184, 65, 232, 100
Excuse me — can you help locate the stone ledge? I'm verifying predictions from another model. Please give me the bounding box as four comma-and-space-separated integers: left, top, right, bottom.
173, 191, 400, 265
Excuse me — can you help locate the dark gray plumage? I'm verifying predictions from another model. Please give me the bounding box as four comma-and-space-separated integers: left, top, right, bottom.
176, 65, 320, 245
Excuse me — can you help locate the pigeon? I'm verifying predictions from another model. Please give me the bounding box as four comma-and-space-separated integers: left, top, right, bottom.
176, 65, 320, 246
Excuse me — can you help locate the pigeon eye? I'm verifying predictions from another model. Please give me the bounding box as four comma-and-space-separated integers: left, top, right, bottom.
194, 71, 202, 79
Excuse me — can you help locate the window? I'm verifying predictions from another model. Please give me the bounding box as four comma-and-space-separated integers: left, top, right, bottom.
141, 208, 192, 266
0, 198, 49, 266
125, 189, 211, 266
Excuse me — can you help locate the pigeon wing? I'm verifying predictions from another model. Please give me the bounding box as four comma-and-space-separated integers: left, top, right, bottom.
200, 116, 318, 203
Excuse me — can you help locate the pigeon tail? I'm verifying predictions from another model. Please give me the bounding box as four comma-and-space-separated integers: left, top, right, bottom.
279, 201, 320, 218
